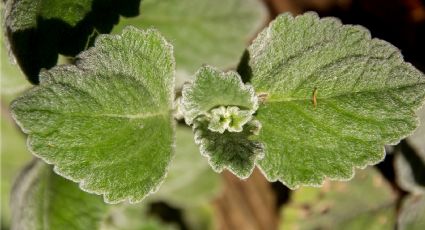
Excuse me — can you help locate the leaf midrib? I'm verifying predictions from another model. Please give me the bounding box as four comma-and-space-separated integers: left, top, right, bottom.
23, 108, 169, 120
264, 81, 425, 103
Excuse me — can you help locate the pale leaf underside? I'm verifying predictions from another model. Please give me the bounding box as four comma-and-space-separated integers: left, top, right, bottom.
181, 66, 263, 178
194, 118, 264, 179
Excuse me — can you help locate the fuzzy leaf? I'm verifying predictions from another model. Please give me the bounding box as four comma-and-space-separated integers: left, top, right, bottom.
194, 118, 264, 178
181, 66, 257, 125
245, 13, 425, 188
112, 0, 267, 87
11, 27, 175, 203
11, 160, 108, 230
181, 66, 263, 178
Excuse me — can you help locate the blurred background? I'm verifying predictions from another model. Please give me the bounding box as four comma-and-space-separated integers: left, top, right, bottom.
1, 0, 425, 229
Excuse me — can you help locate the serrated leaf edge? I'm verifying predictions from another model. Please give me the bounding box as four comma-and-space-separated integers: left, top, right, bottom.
256, 147, 386, 190
181, 65, 258, 125
193, 119, 265, 179
251, 12, 425, 189
11, 26, 177, 204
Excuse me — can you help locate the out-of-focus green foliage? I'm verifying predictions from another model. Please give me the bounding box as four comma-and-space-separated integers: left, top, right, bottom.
113, 0, 268, 87
4, 0, 141, 83
1, 31, 32, 229
395, 106, 425, 194
0, 113, 31, 229
150, 126, 220, 208
280, 167, 397, 230
11, 160, 108, 230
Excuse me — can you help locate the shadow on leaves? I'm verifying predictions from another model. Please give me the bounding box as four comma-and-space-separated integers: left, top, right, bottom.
6, 0, 141, 84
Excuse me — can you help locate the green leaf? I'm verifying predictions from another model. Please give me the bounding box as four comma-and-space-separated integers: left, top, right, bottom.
280, 167, 397, 230
103, 126, 219, 230
11, 27, 175, 203
112, 0, 268, 87
4, 0, 141, 83
398, 195, 425, 230
193, 118, 264, 178
245, 12, 425, 188
181, 66, 258, 125
11, 160, 108, 230
181, 66, 263, 178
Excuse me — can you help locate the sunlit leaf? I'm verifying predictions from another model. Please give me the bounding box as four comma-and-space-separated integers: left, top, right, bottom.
181, 66, 257, 125
11, 27, 175, 203
245, 12, 425, 188
181, 66, 263, 178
